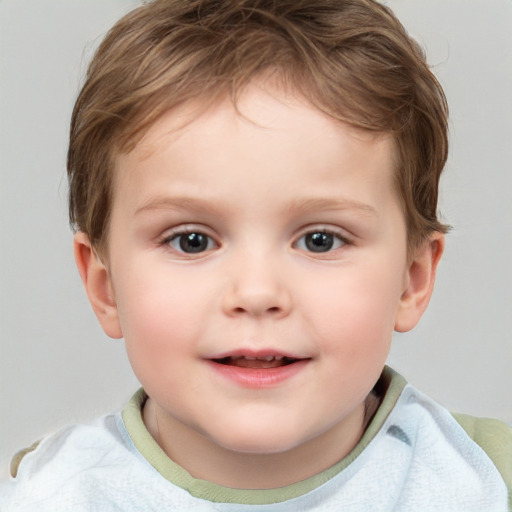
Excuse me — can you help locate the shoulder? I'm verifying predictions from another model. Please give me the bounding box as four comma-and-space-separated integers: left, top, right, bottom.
381, 370, 512, 483
452, 412, 512, 490
1, 413, 141, 511
9, 413, 125, 477
378, 374, 511, 509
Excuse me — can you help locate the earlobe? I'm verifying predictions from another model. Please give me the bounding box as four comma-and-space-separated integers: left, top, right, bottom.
394, 232, 445, 333
73, 232, 123, 339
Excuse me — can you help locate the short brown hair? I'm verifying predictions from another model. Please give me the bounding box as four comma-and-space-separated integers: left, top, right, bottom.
68, 0, 449, 254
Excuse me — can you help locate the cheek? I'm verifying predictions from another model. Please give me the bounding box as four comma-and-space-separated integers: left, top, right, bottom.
113, 271, 207, 374
305, 266, 402, 356
115, 261, 207, 332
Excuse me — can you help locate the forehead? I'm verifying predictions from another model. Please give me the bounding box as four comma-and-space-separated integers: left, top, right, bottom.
133, 94, 387, 161
113, 82, 396, 214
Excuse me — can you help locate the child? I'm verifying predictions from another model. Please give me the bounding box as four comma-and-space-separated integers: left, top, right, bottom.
1, 0, 510, 510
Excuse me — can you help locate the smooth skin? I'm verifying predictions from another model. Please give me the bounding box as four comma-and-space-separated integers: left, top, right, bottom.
75, 82, 444, 489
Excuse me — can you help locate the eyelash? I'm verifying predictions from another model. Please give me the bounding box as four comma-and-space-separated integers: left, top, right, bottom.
159, 227, 351, 256
160, 228, 218, 256
293, 228, 350, 254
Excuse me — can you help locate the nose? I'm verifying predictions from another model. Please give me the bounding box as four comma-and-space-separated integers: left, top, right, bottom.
221, 254, 292, 319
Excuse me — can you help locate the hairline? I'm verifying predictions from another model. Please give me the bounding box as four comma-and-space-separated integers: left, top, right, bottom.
94, 83, 419, 262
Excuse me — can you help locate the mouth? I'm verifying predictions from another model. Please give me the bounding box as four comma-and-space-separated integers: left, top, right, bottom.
212, 355, 301, 369
206, 350, 310, 387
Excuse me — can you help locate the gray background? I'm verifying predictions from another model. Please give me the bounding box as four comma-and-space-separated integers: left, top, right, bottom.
1, 0, 511, 481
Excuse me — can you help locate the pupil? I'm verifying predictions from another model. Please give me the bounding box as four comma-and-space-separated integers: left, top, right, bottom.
180, 233, 207, 253
306, 232, 333, 252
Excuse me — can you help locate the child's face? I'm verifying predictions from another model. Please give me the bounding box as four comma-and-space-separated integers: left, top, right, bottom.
82, 82, 433, 480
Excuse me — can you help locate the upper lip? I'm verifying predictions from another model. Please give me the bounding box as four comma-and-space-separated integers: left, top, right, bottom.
205, 349, 309, 361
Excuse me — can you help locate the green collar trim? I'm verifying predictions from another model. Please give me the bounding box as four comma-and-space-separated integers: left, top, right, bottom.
122, 366, 407, 505
452, 412, 512, 509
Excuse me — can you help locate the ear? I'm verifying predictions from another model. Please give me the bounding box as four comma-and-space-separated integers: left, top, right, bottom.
394, 232, 445, 332
74, 232, 123, 339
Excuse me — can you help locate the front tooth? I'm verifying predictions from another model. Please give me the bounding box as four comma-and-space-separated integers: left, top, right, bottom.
274, 355, 283, 361
244, 356, 256, 360
265, 355, 274, 361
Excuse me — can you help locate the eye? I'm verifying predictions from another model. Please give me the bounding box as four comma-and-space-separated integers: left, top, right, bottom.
166, 231, 216, 254
295, 230, 346, 253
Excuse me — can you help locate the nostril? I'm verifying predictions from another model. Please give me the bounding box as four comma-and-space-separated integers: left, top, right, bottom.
222, 287, 292, 318
229, 305, 283, 317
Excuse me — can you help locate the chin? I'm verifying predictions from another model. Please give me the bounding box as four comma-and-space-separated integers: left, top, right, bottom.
209, 423, 311, 456
222, 439, 297, 456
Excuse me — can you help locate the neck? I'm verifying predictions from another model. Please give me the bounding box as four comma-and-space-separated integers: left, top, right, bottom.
143, 394, 379, 489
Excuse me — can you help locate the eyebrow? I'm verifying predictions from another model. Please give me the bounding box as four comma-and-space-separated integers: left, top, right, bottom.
287, 197, 377, 216
134, 195, 377, 217
134, 196, 228, 216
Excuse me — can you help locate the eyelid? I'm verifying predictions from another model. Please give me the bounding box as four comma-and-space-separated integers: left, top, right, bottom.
293, 225, 351, 244
159, 225, 220, 255
292, 225, 352, 255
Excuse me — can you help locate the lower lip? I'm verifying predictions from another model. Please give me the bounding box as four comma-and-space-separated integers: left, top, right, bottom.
206, 359, 309, 388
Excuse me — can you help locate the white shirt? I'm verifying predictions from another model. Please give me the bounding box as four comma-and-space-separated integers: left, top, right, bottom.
1, 370, 509, 511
